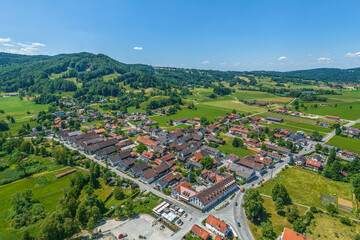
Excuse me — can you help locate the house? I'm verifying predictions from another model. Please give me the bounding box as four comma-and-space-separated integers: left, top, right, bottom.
140, 161, 171, 184
278, 227, 312, 240
155, 172, 182, 190
192, 176, 238, 210
340, 150, 359, 160
171, 181, 198, 202
199, 169, 225, 185
173, 118, 190, 125
129, 162, 150, 177
228, 162, 255, 181
207, 136, 225, 145
201, 145, 222, 157
141, 150, 155, 162
229, 127, 249, 137
116, 157, 136, 171
205, 215, 231, 237
107, 149, 132, 166
190, 224, 210, 240
305, 159, 322, 171
179, 147, 198, 159
185, 160, 203, 170
225, 154, 239, 163
237, 155, 264, 173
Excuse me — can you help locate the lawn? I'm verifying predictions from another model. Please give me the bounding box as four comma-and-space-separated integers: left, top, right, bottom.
218, 135, 255, 158
300, 101, 360, 120
0, 97, 48, 135
326, 136, 360, 154
265, 122, 331, 134
0, 166, 87, 239
150, 104, 229, 127
353, 123, 360, 129
248, 196, 308, 240
259, 167, 353, 209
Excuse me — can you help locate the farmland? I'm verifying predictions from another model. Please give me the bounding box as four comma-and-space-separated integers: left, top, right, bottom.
326, 136, 360, 154
201, 100, 266, 114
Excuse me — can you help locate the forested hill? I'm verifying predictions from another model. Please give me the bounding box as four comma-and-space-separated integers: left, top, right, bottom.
250, 67, 360, 82
0, 52, 254, 93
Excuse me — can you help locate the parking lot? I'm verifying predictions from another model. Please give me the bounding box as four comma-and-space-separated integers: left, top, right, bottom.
97, 214, 173, 240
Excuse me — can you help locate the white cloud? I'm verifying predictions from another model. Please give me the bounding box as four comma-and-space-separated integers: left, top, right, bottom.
133, 46, 143, 50
345, 52, 360, 58
278, 56, 287, 61
0, 39, 45, 55
317, 57, 331, 61
307, 53, 312, 57
201, 60, 210, 64
0, 37, 11, 43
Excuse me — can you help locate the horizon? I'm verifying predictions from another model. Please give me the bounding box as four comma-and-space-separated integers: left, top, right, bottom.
1, 0, 360, 71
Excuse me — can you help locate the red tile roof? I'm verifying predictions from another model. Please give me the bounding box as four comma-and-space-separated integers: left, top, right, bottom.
191, 224, 210, 240
206, 215, 228, 234
281, 228, 312, 240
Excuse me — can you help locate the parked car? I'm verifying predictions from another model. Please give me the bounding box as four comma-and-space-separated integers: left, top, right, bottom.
235, 202, 238, 206
238, 222, 241, 227
118, 233, 128, 239
189, 217, 192, 221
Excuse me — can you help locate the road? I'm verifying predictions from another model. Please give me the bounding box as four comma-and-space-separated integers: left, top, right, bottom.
321, 118, 360, 145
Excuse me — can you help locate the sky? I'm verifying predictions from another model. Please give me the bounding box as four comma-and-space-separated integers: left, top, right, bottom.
1, 0, 360, 71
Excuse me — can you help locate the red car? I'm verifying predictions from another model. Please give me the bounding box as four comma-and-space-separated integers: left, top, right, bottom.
118, 233, 128, 239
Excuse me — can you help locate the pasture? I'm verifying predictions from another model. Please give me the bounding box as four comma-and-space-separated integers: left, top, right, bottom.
326, 136, 360, 154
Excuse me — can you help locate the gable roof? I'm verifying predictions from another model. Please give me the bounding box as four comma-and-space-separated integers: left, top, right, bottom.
281, 227, 312, 240
191, 224, 210, 240
206, 215, 228, 233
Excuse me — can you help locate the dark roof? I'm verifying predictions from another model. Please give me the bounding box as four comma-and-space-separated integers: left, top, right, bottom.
130, 162, 150, 175
196, 176, 237, 205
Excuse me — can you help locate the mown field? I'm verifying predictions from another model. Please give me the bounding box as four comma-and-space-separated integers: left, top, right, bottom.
0, 167, 87, 239
326, 136, 360, 154
0, 97, 48, 135
201, 100, 266, 114
259, 167, 353, 210
300, 101, 360, 120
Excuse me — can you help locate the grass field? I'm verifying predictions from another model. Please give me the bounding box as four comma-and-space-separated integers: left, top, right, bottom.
248, 196, 308, 240
0, 155, 64, 185
265, 122, 332, 134
353, 123, 360, 129
0, 166, 87, 239
259, 167, 353, 210
150, 104, 229, 126
300, 101, 360, 120
201, 100, 266, 114
232, 91, 276, 100
218, 135, 255, 157
0, 97, 48, 135
259, 112, 318, 125
306, 213, 360, 240
326, 136, 360, 154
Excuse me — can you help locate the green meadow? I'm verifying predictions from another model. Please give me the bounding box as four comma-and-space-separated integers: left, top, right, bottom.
326, 135, 360, 154
0, 97, 48, 135
0, 167, 87, 239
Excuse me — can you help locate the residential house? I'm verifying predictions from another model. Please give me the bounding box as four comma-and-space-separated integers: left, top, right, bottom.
190, 224, 210, 240
278, 227, 312, 240
129, 162, 150, 177
205, 215, 231, 237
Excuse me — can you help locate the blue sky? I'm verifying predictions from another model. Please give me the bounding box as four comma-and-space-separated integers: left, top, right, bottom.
1, 0, 360, 71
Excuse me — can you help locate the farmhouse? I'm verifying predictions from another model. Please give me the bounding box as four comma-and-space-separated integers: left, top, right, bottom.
325, 115, 340, 121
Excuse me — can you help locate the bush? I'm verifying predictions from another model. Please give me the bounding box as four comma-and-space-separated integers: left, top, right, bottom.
310, 206, 318, 213
340, 216, 351, 225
